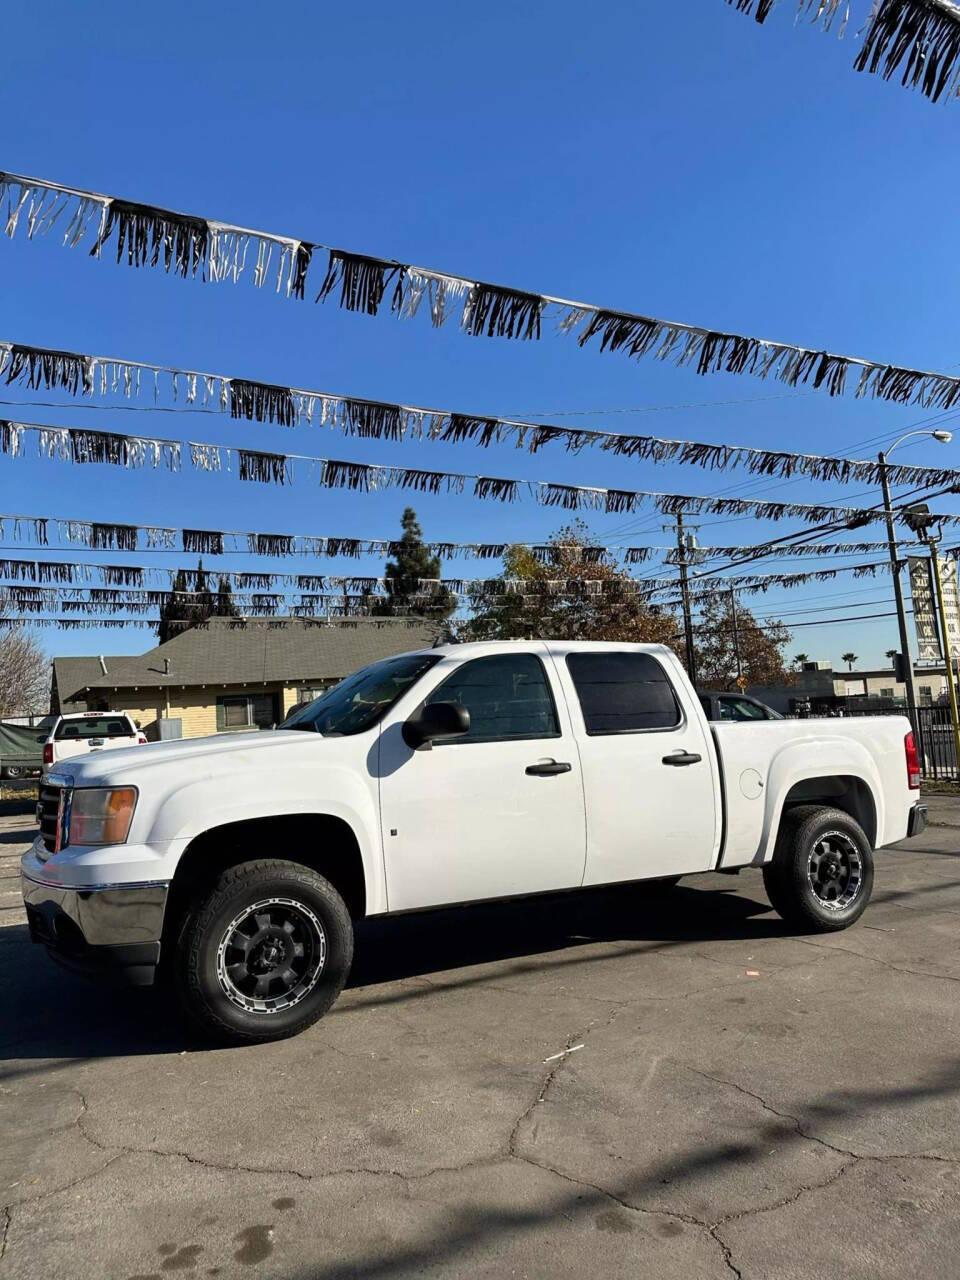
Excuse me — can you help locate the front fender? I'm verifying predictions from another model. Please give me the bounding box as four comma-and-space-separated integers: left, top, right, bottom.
142, 763, 385, 914
758, 736, 883, 864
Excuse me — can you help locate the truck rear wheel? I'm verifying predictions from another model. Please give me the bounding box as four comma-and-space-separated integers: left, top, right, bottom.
763, 805, 874, 933
174, 859, 353, 1044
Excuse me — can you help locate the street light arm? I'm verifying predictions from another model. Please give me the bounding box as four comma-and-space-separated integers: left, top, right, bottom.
883, 428, 954, 460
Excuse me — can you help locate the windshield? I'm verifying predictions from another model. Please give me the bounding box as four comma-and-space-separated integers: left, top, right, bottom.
279, 652, 440, 736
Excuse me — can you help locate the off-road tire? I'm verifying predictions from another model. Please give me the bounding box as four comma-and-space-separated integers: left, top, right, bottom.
174, 859, 353, 1045
763, 805, 873, 933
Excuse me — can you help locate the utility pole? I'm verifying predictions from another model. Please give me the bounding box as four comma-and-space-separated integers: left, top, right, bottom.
729, 584, 744, 688
675, 512, 698, 687
879, 449, 920, 731
927, 532, 960, 772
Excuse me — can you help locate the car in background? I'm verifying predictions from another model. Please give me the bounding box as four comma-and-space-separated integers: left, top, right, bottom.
42, 712, 146, 773
698, 691, 782, 723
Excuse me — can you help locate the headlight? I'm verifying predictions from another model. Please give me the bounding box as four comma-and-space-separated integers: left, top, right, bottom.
67, 787, 137, 847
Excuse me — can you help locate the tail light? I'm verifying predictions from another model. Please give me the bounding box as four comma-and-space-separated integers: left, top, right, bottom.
43, 742, 53, 766
137, 734, 147, 745
904, 730, 920, 790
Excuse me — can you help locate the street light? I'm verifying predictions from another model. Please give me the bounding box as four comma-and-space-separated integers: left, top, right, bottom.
877, 428, 953, 731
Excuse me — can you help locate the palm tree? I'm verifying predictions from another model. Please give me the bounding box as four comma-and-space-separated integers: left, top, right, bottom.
885, 649, 898, 666
794, 652, 809, 670
841, 652, 858, 671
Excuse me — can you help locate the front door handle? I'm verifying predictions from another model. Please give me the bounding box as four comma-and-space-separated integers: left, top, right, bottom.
525, 760, 572, 776
662, 750, 702, 767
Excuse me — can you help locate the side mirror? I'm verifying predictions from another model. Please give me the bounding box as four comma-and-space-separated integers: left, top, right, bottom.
402, 701, 470, 749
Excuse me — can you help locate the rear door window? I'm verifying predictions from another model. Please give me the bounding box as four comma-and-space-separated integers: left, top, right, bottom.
566, 652, 681, 734
55, 716, 135, 740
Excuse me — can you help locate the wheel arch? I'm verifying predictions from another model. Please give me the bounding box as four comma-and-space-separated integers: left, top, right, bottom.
770, 775, 878, 857
162, 812, 368, 951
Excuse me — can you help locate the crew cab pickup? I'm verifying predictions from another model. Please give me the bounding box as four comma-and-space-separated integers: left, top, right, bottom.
21, 641, 927, 1044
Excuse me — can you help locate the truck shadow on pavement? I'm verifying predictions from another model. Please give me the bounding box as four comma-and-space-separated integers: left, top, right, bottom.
348, 878, 778, 990
0, 880, 780, 1065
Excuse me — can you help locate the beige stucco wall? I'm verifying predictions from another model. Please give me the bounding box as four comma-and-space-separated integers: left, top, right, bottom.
830, 673, 949, 702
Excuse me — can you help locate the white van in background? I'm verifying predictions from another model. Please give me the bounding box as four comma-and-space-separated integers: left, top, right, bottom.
42, 712, 146, 772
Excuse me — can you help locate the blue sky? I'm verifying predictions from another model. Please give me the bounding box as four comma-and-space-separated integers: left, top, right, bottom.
3, 0, 960, 669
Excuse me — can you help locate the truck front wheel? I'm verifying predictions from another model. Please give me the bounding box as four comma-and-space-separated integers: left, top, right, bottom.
174, 859, 353, 1044
763, 805, 874, 933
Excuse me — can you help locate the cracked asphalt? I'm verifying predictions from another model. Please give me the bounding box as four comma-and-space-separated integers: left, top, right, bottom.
2, 800, 959, 1279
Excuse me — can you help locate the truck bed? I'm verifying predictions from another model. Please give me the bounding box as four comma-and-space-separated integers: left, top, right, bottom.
712, 715, 914, 869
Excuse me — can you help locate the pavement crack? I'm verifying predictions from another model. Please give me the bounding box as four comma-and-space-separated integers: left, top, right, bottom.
508, 1010, 619, 1158
685, 1067, 857, 1160
685, 1068, 960, 1169
73, 1086, 505, 1189
0, 1205, 9, 1262
719, 1157, 857, 1230
509, 1150, 737, 1277
792, 936, 960, 985
708, 1223, 743, 1280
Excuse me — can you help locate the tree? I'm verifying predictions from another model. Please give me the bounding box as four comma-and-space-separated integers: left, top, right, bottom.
793, 652, 809, 670
373, 508, 457, 622
157, 561, 235, 642
158, 569, 189, 644
694, 594, 793, 692
461, 522, 680, 645
841, 652, 858, 671
216, 576, 238, 619
0, 599, 49, 715
193, 561, 214, 622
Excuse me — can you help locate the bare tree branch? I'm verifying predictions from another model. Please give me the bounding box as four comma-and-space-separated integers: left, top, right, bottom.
0, 596, 50, 716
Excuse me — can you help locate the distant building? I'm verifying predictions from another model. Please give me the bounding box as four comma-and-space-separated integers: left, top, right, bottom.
50, 616, 439, 740
744, 659, 951, 716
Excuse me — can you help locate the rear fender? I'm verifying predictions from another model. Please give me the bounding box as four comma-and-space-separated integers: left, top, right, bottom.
758, 737, 883, 865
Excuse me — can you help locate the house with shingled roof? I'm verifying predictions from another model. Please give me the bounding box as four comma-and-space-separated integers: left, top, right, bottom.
50, 616, 440, 740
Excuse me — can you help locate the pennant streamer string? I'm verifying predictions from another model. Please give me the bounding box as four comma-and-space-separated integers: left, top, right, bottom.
5, 172, 960, 404
4, 340, 960, 491
724, 0, 960, 103
3, 416, 957, 528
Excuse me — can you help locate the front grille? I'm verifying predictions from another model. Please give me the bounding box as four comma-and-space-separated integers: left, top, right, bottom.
38, 784, 65, 854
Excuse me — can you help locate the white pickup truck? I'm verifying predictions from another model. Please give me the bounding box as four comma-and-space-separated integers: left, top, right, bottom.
21, 640, 926, 1044
42, 711, 146, 773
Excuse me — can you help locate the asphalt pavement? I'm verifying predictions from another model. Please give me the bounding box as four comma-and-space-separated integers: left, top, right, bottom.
2, 799, 959, 1279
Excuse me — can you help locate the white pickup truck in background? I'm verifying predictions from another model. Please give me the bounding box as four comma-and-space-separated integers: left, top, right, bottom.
41, 712, 147, 773
21, 640, 926, 1044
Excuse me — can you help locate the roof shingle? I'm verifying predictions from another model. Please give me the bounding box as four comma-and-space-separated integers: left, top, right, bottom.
64, 617, 440, 695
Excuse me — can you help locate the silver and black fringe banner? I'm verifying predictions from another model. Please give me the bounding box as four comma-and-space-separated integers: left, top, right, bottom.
724, 0, 960, 103
5, 339, 960, 492
0, 558, 895, 624
4, 417, 957, 529
5, 169, 960, 401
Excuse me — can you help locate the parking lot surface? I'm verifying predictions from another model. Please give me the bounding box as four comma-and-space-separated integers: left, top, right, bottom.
2, 803, 959, 1279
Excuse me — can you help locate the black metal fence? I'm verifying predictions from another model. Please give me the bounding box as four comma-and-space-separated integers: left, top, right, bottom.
912, 706, 958, 782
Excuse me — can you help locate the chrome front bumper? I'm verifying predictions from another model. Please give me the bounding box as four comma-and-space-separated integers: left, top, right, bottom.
21, 871, 169, 985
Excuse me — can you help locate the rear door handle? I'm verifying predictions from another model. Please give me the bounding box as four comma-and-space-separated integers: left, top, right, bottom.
662, 750, 702, 766
525, 760, 572, 776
